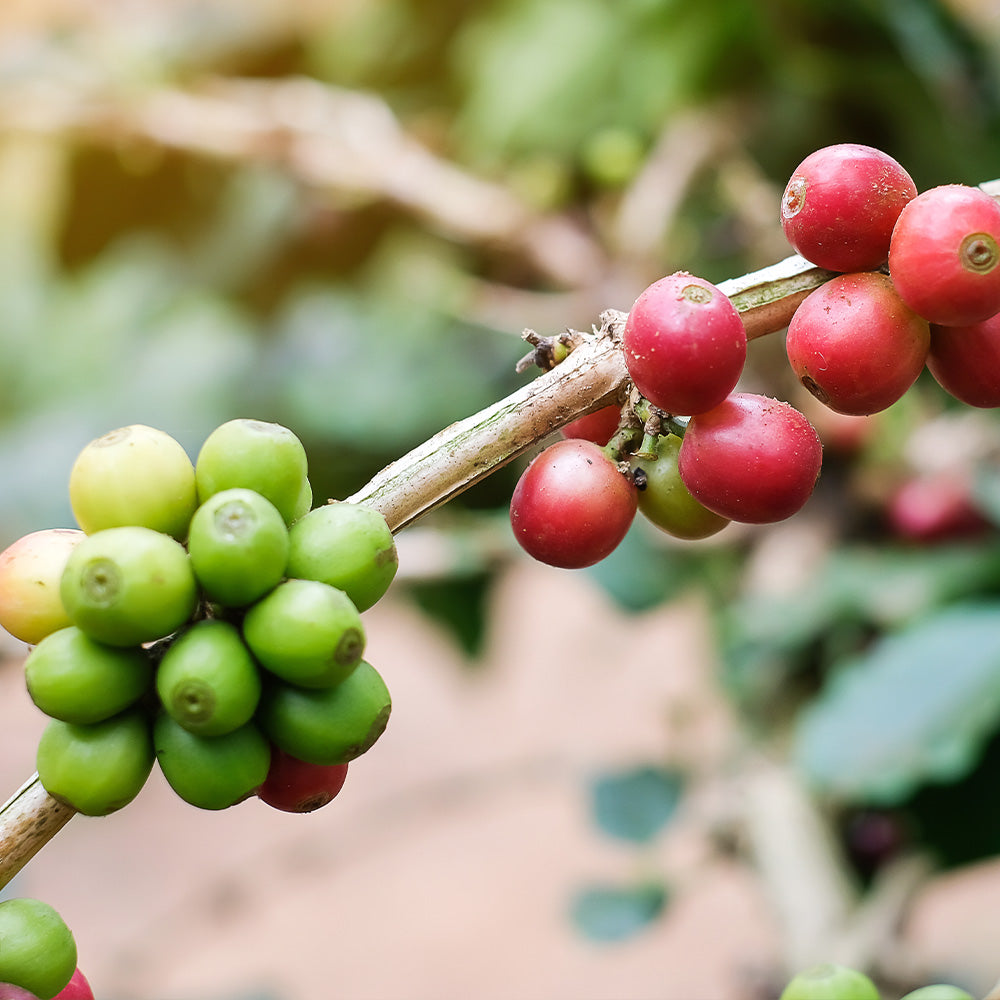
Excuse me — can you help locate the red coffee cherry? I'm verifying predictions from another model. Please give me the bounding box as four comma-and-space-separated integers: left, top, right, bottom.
926, 310, 1000, 407
561, 405, 621, 446
887, 472, 991, 544
780, 143, 917, 272
622, 272, 747, 416
509, 439, 637, 568
888, 183, 1000, 325
786, 271, 930, 415
678, 393, 823, 523
257, 747, 349, 813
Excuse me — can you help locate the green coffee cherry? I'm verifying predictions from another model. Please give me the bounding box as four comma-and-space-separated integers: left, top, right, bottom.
36, 708, 155, 816
187, 488, 289, 607
153, 712, 271, 810
0, 897, 77, 1000
779, 963, 880, 1000
68, 424, 197, 541
286, 502, 398, 611
899, 986, 975, 1000
25, 626, 153, 724
195, 419, 309, 526
631, 434, 730, 540
59, 526, 198, 646
257, 659, 392, 765
155, 620, 262, 736
242, 578, 365, 688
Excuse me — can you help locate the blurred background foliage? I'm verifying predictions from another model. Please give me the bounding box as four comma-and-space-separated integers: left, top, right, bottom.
2, 0, 1000, 966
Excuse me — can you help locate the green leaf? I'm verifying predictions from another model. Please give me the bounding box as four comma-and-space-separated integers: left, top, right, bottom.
721, 543, 1000, 707
590, 765, 685, 844
793, 603, 1000, 804
570, 881, 668, 943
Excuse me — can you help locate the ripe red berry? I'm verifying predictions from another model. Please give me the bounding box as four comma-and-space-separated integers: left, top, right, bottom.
257, 747, 349, 813
677, 393, 823, 523
786, 271, 930, 415
888, 183, 1000, 325
887, 472, 990, 543
561, 405, 621, 446
780, 143, 917, 272
509, 439, 637, 568
926, 310, 1000, 407
622, 272, 747, 415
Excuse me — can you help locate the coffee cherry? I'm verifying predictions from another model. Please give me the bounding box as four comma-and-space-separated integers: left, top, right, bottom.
187, 488, 289, 607
0, 898, 77, 1000
59, 526, 198, 647
257, 747, 349, 813
153, 713, 271, 811
36, 708, 154, 816
291, 477, 313, 523
68, 425, 197, 541
899, 986, 974, 1000
630, 434, 730, 540
243, 579, 365, 689
926, 310, 1000, 407
886, 473, 990, 544
257, 659, 392, 766
195, 419, 309, 527
622, 272, 747, 416
509, 438, 637, 569
0, 529, 84, 645
780, 964, 879, 1000
678, 393, 823, 523
786, 271, 930, 415
25, 627, 153, 724
781, 143, 916, 272
155, 620, 262, 736
0, 985, 36, 999
51, 969, 94, 1000
285, 503, 398, 612
561, 405, 622, 446
0, 984, 37, 999
889, 184, 1000, 325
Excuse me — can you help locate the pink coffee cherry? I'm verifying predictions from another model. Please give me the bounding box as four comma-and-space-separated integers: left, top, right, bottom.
781, 143, 917, 272
786, 271, 930, 415
926, 310, 1000, 407
678, 393, 823, 524
509, 438, 637, 568
622, 272, 747, 416
888, 183, 1000, 325
560, 405, 622, 446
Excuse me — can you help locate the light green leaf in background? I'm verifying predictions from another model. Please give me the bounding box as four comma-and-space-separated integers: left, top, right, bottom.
793, 603, 1000, 804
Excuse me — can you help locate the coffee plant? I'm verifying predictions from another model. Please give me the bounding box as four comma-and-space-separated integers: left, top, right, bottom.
0, 131, 997, 996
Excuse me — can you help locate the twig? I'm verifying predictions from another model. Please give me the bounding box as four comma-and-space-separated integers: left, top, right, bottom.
0, 75, 608, 289
2, 210, 997, 888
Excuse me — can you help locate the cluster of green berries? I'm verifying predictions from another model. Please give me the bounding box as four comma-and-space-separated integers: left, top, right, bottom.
0, 897, 90, 1000
511, 143, 1000, 569
780, 962, 973, 1000
0, 419, 398, 816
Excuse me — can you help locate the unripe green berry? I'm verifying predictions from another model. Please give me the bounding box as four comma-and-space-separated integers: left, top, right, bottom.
779, 964, 880, 1000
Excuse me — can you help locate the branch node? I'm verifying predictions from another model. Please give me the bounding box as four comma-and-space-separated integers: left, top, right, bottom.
514, 328, 586, 374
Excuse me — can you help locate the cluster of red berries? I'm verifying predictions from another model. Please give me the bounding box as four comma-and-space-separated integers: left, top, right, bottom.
510, 143, 1000, 570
